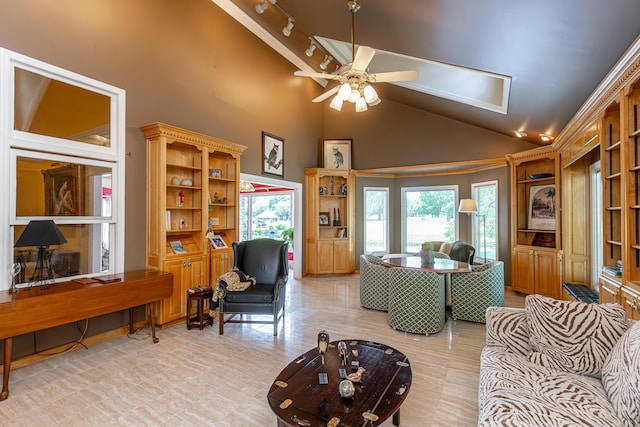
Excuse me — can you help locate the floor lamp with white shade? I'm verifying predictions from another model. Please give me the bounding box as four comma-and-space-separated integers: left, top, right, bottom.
458, 199, 487, 263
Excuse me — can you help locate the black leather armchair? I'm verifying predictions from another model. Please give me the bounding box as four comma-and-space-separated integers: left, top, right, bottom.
218, 239, 289, 336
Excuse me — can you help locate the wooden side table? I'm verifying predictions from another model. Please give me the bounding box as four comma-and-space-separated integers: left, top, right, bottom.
186, 287, 214, 330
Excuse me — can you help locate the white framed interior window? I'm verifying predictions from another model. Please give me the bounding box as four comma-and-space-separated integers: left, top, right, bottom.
401, 185, 458, 253
1, 48, 125, 290
363, 187, 389, 254
471, 180, 498, 262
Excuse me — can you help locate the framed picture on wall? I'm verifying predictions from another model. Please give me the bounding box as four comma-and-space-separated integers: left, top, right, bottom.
323, 139, 351, 170
528, 184, 556, 230
262, 131, 284, 177
42, 164, 84, 216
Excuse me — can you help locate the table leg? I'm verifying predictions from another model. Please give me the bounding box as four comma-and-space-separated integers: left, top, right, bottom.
1, 337, 14, 401
393, 409, 400, 426
129, 307, 135, 334
149, 302, 159, 344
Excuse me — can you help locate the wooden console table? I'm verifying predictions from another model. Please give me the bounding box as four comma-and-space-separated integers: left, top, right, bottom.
0, 269, 173, 401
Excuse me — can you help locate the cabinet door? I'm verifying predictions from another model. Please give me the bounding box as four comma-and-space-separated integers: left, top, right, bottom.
333, 240, 352, 273
535, 250, 562, 299
210, 249, 234, 283
161, 259, 187, 323
188, 257, 205, 288
620, 287, 640, 320
317, 240, 335, 274
512, 248, 535, 294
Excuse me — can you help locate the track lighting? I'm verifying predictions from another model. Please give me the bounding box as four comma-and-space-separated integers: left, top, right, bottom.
319, 55, 332, 70
514, 130, 527, 138
282, 18, 294, 37
540, 133, 553, 142
305, 39, 317, 57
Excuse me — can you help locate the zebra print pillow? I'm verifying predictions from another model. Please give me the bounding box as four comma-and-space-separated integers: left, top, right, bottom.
525, 294, 628, 378
601, 321, 640, 427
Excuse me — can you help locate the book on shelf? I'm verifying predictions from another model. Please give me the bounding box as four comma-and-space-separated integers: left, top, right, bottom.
170, 240, 187, 254
73, 277, 99, 285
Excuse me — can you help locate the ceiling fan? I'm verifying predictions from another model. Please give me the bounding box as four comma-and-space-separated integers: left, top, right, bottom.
294, 0, 418, 112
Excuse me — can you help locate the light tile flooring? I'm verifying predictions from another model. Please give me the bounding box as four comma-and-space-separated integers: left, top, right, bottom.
0, 273, 525, 426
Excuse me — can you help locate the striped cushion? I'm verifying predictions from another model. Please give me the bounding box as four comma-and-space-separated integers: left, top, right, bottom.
601, 321, 640, 427
525, 294, 628, 378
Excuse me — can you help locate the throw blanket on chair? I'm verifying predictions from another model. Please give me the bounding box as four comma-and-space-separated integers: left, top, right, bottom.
211, 267, 256, 303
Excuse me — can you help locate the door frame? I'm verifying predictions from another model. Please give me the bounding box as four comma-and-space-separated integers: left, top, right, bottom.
240, 173, 302, 279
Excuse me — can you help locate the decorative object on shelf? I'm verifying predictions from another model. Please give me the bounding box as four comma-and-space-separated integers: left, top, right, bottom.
529, 173, 553, 179
209, 168, 222, 178
207, 232, 228, 249
420, 241, 435, 266
532, 232, 556, 248
8, 262, 21, 293
294, 0, 417, 112
179, 218, 186, 230
338, 379, 355, 398
262, 131, 284, 177
180, 179, 192, 186
177, 190, 185, 207
171, 176, 180, 185
528, 184, 556, 230
170, 241, 186, 254
14, 220, 67, 287
330, 176, 335, 195
319, 212, 330, 226
323, 139, 352, 170
319, 186, 327, 195
338, 341, 348, 365
340, 183, 347, 195
208, 217, 219, 228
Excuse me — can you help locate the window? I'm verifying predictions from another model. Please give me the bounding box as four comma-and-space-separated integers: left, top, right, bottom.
364, 187, 389, 253
401, 186, 458, 253
471, 181, 498, 262
2, 48, 125, 290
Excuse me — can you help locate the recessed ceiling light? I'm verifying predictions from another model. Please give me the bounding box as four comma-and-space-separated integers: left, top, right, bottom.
540, 133, 553, 142
514, 131, 527, 138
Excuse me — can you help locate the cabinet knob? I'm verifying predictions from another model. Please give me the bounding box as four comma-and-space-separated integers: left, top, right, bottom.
183, 261, 187, 267
188, 262, 192, 267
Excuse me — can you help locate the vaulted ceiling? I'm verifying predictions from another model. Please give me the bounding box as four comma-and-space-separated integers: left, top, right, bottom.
213, 0, 640, 145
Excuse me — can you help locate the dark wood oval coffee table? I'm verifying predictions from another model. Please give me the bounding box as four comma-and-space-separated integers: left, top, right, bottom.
267, 340, 412, 426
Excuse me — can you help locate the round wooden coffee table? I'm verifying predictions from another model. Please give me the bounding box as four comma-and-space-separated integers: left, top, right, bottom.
267, 340, 412, 426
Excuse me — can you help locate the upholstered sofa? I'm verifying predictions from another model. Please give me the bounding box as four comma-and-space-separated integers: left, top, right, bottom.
479, 295, 640, 427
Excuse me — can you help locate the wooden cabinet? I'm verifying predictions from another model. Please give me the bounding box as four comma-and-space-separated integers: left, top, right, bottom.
210, 249, 234, 285
507, 147, 563, 298
305, 168, 355, 274
142, 122, 245, 325
599, 273, 621, 305
512, 247, 562, 299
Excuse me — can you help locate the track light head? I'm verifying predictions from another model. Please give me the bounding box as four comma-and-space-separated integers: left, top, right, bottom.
319, 55, 332, 70
305, 41, 317, 57
282, 18, 294, 37
255, 1, 268, 13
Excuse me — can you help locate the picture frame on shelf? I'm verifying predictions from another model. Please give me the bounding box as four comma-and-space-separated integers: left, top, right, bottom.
319, 212, 330, 226
323, 139, 352, 170
210, 234, 228, 249
262, 131, 284, 177
528, 184, 556, 230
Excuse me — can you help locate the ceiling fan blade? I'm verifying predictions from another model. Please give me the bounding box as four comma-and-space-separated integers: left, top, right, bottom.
312, 86, 339, 103
352, 46, 376, 71
370, 70, 419, 82
294, 70, 340, 80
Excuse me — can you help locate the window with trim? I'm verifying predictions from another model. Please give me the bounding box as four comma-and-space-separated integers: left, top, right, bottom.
471, 180, 498, 262
3, 48, 125, 290
364, 187, 389, 253
401, 186, 458, 252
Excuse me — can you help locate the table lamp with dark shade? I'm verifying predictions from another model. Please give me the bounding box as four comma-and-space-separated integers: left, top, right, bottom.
14, 220, 67, 284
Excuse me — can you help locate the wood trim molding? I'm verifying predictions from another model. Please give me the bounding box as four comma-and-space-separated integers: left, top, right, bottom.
354, 157, 507, 178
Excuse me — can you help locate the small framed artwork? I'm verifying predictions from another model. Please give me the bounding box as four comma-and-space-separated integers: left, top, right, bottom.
262, 131, 284, 177
210, 234, 228, 249
319, 212, 330, 226
323, 139, 352, 170
528, 184, 556, 230
42, 164, 85, 216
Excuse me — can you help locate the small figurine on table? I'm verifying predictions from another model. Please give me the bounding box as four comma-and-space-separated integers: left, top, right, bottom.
318, 330, 329, 365
338, 341, 348, 366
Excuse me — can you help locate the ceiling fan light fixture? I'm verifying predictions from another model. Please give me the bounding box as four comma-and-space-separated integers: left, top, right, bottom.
338, 83, 351, 100
282, 18, 294, 37
355, 97, 368, 112
329, 95, 344, 111
348, 89, 360, 103
363, 85, 378, 103
367, 97, 381, 106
